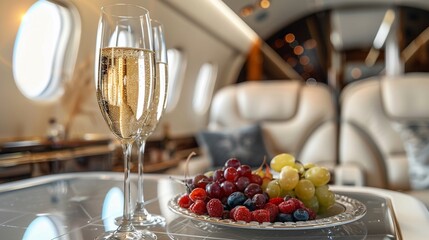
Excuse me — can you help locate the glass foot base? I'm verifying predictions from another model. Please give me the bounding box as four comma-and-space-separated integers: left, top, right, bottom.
115, 214, 166, 227
95, 229, 157, 240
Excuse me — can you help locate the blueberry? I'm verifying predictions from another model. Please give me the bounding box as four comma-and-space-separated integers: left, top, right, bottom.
293, 208, 309, 221
243, 198, 256, 211
227, 192, 246, 208
277, 213, 294, 222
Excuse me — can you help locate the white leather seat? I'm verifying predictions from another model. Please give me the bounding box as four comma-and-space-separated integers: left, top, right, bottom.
338, 77, 408, 190
168, 80, 337, 175
338, 73, 429, 191
207, 80, 337, 167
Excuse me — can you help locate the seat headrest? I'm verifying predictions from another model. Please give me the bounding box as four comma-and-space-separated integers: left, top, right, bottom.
382, 73, 429, 120
236, 81, 301, 121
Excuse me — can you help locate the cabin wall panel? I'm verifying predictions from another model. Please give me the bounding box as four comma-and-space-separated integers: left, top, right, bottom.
0, 0, 250, 140
0, 0, 56, 139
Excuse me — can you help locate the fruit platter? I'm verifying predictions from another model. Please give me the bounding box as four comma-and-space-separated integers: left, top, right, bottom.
168, 153, 367, 230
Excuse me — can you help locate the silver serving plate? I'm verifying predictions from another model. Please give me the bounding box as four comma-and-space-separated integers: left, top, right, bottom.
168, 193, 367, 230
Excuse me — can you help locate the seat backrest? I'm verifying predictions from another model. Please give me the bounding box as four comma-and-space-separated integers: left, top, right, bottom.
339, 73, 429, 190
382, 73, 429, 190
208, 80, 337, 167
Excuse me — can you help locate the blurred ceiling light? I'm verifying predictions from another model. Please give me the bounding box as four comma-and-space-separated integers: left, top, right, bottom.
259, 0, 271, 9
294, 45, 304, 55
351, 67, 362, 79
285, 33, 295, 43
304, 39, 317, 49
300, 55, 310, 65
240, 5, 254, 17
274, 39, 284, 48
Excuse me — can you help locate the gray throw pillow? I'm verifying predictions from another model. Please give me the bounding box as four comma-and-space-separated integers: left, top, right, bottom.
196, 124, 270, 168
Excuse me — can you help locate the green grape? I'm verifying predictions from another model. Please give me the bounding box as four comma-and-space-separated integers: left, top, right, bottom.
265, 180, 282, 198
301, 195, 319, 213
304, 166, 331, 187
293, 162, 305, 174
316, 186, 335, 208
304, 162, 315, 169
270, 153, 295, 172
295, 179, 315, 200
278, 166, 299, 191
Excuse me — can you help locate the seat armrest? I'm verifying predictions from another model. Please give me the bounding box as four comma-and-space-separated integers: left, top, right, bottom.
334, 163, 365, 186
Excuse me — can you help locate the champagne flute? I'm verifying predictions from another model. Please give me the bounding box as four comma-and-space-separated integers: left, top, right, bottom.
130, 19, 168, 227
95, 4, 156, 240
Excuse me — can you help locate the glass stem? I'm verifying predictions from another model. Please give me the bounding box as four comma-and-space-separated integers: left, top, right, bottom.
137, 139, 146, 204
118, 141, 134, 232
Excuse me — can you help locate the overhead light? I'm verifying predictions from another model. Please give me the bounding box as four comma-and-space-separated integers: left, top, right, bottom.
240, 5, 254, 17
259, 0, 271, 9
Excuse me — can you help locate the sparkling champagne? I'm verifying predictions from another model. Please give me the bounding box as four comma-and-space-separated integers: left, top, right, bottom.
97, 47, 155, 140
140, 62, 168, 138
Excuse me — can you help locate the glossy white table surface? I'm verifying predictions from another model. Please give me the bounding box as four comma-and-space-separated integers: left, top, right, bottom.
0, 172, 428, 239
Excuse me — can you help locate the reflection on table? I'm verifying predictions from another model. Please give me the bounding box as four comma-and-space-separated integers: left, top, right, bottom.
0, 172, 428, 239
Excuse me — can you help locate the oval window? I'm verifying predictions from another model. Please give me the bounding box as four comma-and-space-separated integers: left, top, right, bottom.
193, 63, 218, 114
166, 48, 186, 112
13, 0, 80, 101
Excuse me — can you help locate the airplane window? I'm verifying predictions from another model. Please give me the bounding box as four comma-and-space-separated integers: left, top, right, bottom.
166, 48, 186, 112
13, 0, 80, 101
193, 63, 218, 114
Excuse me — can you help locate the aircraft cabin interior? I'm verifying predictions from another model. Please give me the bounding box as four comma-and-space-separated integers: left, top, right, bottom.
0, 0, 429, 239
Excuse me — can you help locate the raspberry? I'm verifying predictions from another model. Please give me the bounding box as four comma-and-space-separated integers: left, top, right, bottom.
251, 209, 270, 223
189, 188, 207, 202
206, 198, 223, 218
233, 206, 251, 222
268, 197, 284, 206
263, 203, 279, 222
178, 194, 192, 208
190, 200, 207, 215
288, 198, 305, 209
229, 206, 239, 219
278, 200, 296, 214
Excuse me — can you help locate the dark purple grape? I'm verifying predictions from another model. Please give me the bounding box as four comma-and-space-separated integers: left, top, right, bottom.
249, 174, 263, 185
244, 183, 262, 198
237, 165, 252, 177
221, 181, 237, 197
225, 158, 241, 169
193, 174, 208, 186
235, 176, 250, 191
252, 193, 267, 208
213, 169, 225, 183
206, 182, 223, 199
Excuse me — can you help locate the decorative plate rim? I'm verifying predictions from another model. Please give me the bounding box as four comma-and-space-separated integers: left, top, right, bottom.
167, 193, 367, 230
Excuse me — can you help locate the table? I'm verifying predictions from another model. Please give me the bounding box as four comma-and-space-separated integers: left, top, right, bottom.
0, 172, 428, 239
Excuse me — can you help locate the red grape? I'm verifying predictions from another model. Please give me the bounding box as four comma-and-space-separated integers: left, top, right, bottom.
224, 167, 239, 182
221, 181, 237, 197
237, 164, 252, 177
206, 181, 223, 199
235, 176, 250, 191
225, 158, 241, 169
244, 183, 262, 198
